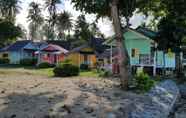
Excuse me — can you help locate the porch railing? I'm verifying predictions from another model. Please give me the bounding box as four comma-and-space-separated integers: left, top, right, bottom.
139, 54, 154, 65
183, 59, 186, 65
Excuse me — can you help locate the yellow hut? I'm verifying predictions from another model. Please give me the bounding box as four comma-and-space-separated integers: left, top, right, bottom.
67, 44, 97, 68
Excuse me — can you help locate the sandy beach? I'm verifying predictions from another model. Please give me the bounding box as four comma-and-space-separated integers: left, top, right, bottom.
0, 70, 140, 118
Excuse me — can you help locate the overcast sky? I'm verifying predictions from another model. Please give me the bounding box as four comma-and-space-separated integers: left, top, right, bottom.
16, 0, 146, 37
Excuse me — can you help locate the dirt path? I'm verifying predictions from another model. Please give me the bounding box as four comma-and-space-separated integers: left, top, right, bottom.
0, 72, 140, 118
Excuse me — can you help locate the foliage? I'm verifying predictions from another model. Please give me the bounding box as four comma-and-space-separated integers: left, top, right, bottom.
56, 11, 73, 40
27, 2, 44, 40
44, 0, 61, 40
71, 0, 136, 21
0, 19, 23, 47
74, 15, 92, 42
154, 75, 161, 81
58, 59, 72, 65
138, 0, 186, 32
20, 58, 37, 66
134, 72, 155, 92
0, 0, 22, 46
80, 63, 90, 71
17, 24, 27, 39
53, 60, 79, 77
0, 58, 10, 64
42, 23, 56, 40
98, 70, 112, 78
137, 0, 186, 20
154, 0, 186, 52
89, 22, 103, 38
37, 62, 55, 68
0, 0, 21, 22
157, 18, 184, 52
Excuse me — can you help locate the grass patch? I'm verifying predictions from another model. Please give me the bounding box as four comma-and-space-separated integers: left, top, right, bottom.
0, 65, 54, 77
79, 70, 99, 78
28, 68, 54, 77
0, 65, 101, 78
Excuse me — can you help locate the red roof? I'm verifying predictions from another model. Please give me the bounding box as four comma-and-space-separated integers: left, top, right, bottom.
41, 44, 68, 53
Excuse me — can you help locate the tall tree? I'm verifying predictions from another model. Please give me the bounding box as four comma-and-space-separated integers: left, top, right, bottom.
0, 0, 21, 22
157, 17, 186, 77
56, 11, 73, 40
42, 23, 56, 40
138, 0, 186, 77
45, 0, 61, 40
74, 15, 92, 42
0, 19, 22, 47
72, 0, 137, 89
17, 24, 27, 39
27, 2, 44, 40
89, 22, 103, 38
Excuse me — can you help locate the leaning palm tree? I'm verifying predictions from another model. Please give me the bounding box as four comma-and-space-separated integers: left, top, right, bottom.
44, 0, 61, 40
27, 2, 44, 40
56, 11, 73, 40
0, 0, 21, 22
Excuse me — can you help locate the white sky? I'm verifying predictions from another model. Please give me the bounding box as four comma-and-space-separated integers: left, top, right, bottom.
16, 0, 146, 37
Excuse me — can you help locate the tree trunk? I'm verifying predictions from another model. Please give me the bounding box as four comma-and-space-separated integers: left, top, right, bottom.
110, 0, 130, 90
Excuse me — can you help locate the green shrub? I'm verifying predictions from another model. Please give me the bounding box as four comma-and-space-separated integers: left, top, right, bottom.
20, 58, 37, 66
60, 59, 72, 64
38, 62, 55, 68
53, 61, 79, 77
135, 72, 155, 92
0, 58, 10, 64
98, 70, 112, 78
154, 75, 161, 81
80, 64, 90, 70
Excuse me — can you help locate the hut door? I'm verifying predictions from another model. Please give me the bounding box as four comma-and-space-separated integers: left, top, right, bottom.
84, 55, 88, 64
54, 54, 57, 63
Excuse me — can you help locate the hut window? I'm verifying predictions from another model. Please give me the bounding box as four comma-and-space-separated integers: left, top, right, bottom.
84, 55, 88, 62
131, 48, 139, 57
2, 53, 8, 58
98, 59, 104, 62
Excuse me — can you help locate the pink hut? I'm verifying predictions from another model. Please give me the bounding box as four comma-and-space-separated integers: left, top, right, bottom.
37, 44, 68, 64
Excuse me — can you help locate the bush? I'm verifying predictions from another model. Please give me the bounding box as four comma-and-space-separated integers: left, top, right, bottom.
0, 58, 10, 64
38, 62, 55, 68
53, 61, 79, 77
98, 70, 112, 78
80, 64, 90, 71
58, 59, 72, 66
20, 58, 37, 66
135, 72, 155, 92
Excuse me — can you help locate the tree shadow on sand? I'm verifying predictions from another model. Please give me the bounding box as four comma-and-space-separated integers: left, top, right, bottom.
0, 78, 142, 118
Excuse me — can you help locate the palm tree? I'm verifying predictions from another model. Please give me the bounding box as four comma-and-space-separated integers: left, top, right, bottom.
44, 0, 61, 40
89, 22, 103, 38
56, 11, 73, 40
42, 23, 56, 40
0, 0, 21, 22
27, 2, 44, 40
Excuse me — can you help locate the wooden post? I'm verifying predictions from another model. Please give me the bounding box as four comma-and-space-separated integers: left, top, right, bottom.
153, 50, 157, 76
153, 43, 157, 76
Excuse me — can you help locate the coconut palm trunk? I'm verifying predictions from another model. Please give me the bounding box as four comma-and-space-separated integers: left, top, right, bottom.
111, 0, 130, 89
